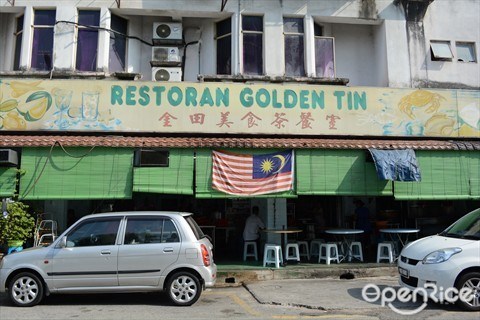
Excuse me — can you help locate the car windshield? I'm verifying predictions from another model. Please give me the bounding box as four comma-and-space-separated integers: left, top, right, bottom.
440, 208, 480, 240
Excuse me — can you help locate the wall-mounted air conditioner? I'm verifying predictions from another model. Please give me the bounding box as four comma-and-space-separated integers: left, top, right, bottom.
152, 67, 182, 82
0, 149, 18, 166
153, 22, 182, 41
152, 47, 180, 63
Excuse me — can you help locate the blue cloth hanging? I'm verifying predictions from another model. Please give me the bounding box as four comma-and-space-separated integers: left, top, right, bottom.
368, 149, 421, 182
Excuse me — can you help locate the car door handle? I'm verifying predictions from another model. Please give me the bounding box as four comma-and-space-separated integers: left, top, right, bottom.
163, 247, 174, 253
101, 250, 111, 255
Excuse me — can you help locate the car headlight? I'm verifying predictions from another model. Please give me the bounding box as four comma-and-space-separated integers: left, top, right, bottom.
422, 247, 462, 264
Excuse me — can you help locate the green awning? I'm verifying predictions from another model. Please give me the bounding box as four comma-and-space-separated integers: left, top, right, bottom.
296, 149, 392, 196
195, 149, 297, 198
0, 167, 17, 197
133, 149, 194, 195
394, 150, 480, 200
19, 147, 133, 200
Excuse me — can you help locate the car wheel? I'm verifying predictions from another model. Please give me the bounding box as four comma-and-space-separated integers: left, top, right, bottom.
456, 272, 480, 311
8, 272, 44, 307
166, 271, 202, 306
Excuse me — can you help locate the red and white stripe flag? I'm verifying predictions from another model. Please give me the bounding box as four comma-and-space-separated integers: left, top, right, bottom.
212, 149, 294, 196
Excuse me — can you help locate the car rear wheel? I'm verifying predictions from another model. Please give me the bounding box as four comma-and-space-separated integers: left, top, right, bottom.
166, 271, 202, 306
456, 272, 480, 311
8, 272, 44, 307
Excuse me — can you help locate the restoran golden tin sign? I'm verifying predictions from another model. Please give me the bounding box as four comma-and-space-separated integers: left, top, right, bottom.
0, 79, 478, 137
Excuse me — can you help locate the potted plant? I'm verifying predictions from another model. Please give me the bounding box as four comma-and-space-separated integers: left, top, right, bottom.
0, 201, 35, 248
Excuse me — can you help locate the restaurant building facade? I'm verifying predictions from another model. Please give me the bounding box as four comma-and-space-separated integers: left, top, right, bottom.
0, 0, 479, 259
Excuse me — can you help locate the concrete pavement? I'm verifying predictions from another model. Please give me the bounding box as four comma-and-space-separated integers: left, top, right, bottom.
243, 276, 479, 319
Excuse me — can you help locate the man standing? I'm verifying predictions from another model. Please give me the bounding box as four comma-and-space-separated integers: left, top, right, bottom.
243, 206, 265, 253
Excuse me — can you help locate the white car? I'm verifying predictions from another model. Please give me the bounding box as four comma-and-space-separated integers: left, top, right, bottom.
398, 208, 480, 311
0, 211, 216, 307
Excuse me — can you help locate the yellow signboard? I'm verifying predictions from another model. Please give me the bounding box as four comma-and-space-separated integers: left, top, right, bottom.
0, 79, 478, 137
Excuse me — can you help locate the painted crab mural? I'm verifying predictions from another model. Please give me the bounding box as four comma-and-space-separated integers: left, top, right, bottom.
398, 89, 446, 119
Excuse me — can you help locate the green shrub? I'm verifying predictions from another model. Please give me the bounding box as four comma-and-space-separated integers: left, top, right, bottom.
0, 202, 35, 244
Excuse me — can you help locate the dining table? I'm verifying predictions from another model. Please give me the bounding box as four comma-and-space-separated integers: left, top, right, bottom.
324, 229, 364, 262
262, 228, 303, 264
379, 228, 420, 259
262, 228, 303, 248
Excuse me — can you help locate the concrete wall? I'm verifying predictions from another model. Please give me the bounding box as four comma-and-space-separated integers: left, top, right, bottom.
0, 0, 478, 87
420, 0, 480, 89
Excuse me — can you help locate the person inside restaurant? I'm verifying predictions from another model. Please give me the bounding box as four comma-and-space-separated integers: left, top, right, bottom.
243, 206, 266, 257
353, 199, 374, 258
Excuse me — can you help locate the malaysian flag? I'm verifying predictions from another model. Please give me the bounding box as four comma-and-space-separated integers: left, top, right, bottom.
212, 150, 294, 196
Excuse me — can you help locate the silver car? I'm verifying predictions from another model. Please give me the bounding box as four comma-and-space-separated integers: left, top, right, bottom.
0, 211, 216, 307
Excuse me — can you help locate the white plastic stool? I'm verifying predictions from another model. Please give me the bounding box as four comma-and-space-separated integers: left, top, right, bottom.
243, 241, 258, 261
297, 241, 310, 260
263, 244, 283, 268
319, 242, 340, 264
377, 242, 394, 263
348, 241, 363, 262
310, 239, 325, 259
285, 243, 300, 262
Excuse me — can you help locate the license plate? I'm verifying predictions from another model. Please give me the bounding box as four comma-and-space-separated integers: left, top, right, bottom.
398, 266, 409, 278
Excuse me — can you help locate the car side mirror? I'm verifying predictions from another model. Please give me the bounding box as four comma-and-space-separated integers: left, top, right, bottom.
58, 236, 67, 248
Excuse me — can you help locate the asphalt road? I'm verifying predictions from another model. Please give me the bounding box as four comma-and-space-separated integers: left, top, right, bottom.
0, 276, 477, 320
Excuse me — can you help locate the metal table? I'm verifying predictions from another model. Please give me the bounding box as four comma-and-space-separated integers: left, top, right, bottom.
325, 229, 364, 262
379, 228, 420, 259
262, 228, 303, 264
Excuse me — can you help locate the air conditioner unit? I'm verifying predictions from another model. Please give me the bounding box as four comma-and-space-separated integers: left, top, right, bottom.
0, 149, 18, 166
152, 67, 182, 82
152, 47, 180, 63
153, 22, 182, 41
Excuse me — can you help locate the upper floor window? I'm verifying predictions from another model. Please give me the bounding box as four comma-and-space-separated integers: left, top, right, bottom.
31, 10, 55, 71
314, 23, 335, 78
430, 40, 453, 61
76, 10, 100, 71
456, 42, 477, 63
13, 15, 24, 71
109, 14, 128, 72
215, 18, 231, 75
284, 17, 305, 77
242, 15, 263, 75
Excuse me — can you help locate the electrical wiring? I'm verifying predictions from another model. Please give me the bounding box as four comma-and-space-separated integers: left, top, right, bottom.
55, 20, 154, 47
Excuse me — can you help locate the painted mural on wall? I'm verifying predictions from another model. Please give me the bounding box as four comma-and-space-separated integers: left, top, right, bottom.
0, 79, 478, 137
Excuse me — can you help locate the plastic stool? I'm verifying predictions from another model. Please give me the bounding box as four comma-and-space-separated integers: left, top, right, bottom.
377, 242, 394, 263
263, 244, 283, 268
349, 241, 363, 262
297, 241, 310, 260
285, 243, 300, 262
319, 243, 340, 264
310, 239, 325, 259
243, 241, 258, 261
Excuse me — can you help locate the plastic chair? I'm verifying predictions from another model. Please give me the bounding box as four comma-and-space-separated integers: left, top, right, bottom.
263, 244, 283, 268
319, 243, 340, 264
377, 242, 394, 263
349, 241, 363, 262
243, 241, 258, 261
297, 241, 310, 260
285, 243, 300, 262
310, 239, 325, 260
